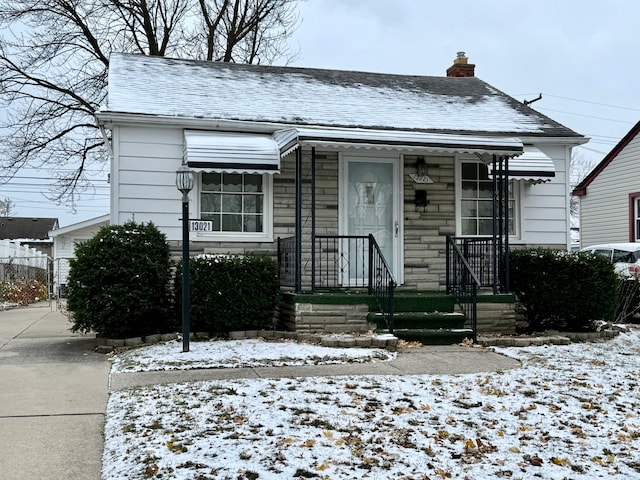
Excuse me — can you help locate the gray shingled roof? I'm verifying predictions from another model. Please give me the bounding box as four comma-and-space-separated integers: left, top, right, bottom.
103, 53, 581, 139
0, 217, 58, 241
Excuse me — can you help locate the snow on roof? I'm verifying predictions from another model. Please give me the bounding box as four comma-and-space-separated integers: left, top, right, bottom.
104, 54, 581, 138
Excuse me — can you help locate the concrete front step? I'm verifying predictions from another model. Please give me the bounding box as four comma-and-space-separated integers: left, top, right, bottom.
377, 328, 474, 345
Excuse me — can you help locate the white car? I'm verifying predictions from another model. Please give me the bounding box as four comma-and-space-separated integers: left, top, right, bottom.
580, 243, 640, 277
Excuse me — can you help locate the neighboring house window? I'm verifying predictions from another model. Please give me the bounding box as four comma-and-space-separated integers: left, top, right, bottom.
629, 192, 640, 241
460, 161, 517, 236
199, 172, 271, 239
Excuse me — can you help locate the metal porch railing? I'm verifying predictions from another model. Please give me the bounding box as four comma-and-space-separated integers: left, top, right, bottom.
445, 235, 480, 342
277, 234, 395, 332
446, 236, 511, 292
368, 235, 395, 333
277, 236, 296, 288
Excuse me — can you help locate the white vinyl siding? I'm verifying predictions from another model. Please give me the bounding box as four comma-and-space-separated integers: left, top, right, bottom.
111, 125, 274, 242
517, 145, 571, 247
579, 135, 640, 246
112, 126, 184, 239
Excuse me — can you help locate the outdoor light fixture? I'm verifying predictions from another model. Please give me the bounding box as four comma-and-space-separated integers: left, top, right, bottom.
176, 163, 194, 352
409, 156, 434, 184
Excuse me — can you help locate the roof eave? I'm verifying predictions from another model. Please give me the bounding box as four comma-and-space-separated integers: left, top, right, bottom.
572, 120, 640, 197
96, 111, 585, 147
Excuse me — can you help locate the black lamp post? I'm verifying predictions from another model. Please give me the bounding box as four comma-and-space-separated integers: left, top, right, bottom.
176, 163, 194, 352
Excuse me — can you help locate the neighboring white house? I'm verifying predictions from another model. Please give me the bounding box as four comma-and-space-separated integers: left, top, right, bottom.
49, 214, 110, 296
572, 121, 640, 247
95, 52, 586, 293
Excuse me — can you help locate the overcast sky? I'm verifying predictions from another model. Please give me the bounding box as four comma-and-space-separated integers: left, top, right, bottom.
10, 0, 640, 226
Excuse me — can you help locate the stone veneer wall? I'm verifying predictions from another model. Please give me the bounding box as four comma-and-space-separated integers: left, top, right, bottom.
475, 301, 517, 334
276, 301, 372, 333
277, 297, 518, 335
402, 154, 456, 291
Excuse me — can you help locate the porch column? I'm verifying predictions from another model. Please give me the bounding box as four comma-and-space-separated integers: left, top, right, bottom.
503, 156, 510, 293
491, 155, 499, 294
311, 147, 317, 292
497, 156, 504, 293
295, 147, 302, 293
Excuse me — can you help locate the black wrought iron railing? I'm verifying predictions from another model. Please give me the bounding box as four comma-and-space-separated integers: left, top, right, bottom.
445, 235, 479, 342
447, 237, 494, 288
368, 235, 395, 333
277, 234, 395, 332
313, 235, 369, 289
277, 236, 296, 288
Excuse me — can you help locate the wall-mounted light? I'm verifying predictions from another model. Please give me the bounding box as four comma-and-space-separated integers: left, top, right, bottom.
410, 157, 432, 212
409, 156, 434, 184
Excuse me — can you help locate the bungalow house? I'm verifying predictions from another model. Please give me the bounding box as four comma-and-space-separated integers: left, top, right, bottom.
95, 52, 586, 338
572, 121, 640, 246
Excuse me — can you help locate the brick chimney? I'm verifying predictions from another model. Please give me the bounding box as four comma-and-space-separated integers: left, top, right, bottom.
446, 51, 475, 77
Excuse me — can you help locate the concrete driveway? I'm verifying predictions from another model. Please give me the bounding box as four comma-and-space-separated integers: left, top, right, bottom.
0, 303, 110, 480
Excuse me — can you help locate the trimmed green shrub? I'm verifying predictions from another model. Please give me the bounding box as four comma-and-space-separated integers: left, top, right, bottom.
175, 254, 280, 334
510, 248, 618, 332
67, 221, 173, 338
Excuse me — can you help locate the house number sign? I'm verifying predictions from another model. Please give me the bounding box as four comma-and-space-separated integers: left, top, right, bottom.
189, 220, 213, 232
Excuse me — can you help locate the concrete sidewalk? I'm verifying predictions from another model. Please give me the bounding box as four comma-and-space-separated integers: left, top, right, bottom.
0, 304, 110, 480
110, 342, 520, 390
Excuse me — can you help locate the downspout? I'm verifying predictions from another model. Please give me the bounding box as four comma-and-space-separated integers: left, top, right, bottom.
98, 124, 114, 160
311, 147, 316, 292
295, 147, 303, 293
98, 121, 116, 226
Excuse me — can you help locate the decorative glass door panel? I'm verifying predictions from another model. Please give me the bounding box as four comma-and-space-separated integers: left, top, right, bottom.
343, 158, 397, 285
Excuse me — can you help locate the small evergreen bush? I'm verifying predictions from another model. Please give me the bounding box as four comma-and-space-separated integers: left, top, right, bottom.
67, 221, 173, 338
175, 254, 280, 334
510, 248, 618, 332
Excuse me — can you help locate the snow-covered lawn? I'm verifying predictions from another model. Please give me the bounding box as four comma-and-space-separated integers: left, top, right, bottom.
103, 330, 640, 479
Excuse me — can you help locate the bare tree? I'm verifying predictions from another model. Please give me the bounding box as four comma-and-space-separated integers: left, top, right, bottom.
0, 197, 15, 216
0, 0, 301, 208
570, 151, 600, 222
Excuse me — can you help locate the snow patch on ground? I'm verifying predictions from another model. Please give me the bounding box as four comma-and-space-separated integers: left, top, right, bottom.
111, 337, 396, 373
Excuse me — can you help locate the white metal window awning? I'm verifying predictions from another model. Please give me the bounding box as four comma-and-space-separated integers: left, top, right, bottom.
273, 127, 524, 158
487, 146, 556, 183
184, 130, 286, 174
184, 128, 530, 175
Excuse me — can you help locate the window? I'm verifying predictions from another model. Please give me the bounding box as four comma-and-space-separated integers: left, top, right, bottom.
199, 172, 270, 237
460, 161, 517, 236
630, 193, 640, 242
636, 198, 640, 242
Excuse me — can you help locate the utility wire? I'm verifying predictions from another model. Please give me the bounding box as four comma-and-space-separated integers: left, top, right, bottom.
535, 107, 634, 124
539, 93, 640, 112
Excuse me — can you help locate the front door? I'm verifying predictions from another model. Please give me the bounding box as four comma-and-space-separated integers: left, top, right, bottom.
340, 153, 401, 284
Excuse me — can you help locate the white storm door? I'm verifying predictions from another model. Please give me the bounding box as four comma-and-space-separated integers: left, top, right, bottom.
340, 154, 400, 285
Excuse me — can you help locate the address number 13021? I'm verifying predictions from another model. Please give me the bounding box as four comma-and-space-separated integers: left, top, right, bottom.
189, 220, 213, 232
